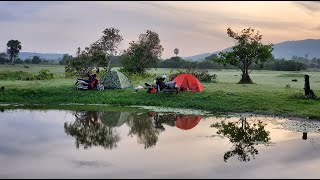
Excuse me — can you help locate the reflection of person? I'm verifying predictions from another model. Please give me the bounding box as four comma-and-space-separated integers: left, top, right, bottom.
148, 112, 165, 132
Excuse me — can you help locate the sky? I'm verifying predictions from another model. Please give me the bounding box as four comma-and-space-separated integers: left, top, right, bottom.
0, 1, 320, 58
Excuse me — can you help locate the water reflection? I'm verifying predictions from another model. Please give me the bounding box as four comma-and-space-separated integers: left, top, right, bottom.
211, 117, 271, 162
127, 112, 160, 149
148, 112, 203, 131
64, 111, 203, 150
3, 109, 320, 178
64, 111, 121, 150
127, 112, 203, 149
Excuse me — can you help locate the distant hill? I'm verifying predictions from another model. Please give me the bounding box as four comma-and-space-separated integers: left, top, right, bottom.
18, 52, 65, 60
184, 39, 320, 61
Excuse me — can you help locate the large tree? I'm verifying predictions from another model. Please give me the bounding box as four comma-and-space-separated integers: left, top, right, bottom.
65, 47, 94, 76
65, 27, 122, 76
7, 40, 22, 65
216, 27, 273, 83
120, 30, 164, 74
90, 27, 123, 72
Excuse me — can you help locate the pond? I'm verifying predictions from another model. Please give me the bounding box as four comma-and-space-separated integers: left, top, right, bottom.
1, 107, 320, 178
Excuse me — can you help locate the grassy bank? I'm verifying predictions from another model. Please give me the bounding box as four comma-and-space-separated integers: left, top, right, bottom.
0, 65, 320, 119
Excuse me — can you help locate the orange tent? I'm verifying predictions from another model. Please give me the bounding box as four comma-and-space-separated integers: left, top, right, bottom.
173, 74, 204, 92
175, 114, 202, 130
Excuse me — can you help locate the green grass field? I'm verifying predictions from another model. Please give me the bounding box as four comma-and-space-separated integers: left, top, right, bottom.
0, 64, 320, 119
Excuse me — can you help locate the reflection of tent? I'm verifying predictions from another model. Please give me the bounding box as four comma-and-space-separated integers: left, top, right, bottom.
102, 70, 131, 89
175, 114, 202, 130
100, 111, 131, 127
173, 74, 204, 92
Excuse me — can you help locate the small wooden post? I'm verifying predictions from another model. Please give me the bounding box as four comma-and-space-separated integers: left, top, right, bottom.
304, 75, 316, 99
302, 132, 308, 140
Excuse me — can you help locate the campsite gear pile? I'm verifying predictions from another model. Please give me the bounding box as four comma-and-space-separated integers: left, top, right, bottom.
75, 73, 104, 91
145, 74, 179, 94
144, 73, 204, 94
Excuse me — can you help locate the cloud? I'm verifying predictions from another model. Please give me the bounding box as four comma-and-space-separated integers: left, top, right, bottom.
293, 1, 320, 14
0, 1, 64, 22
0, 1, 319, 58
311, 25, 320, 30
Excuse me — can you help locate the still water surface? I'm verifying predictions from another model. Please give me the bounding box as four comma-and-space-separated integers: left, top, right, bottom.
1, 108, 320, 178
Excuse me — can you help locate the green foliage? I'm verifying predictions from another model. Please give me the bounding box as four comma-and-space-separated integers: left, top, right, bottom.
14, 58, 23, 64
24, 59, 31, 64
171, 69, 217, 82
216, 27, 273, 83
264, 59, 307, 71
59, 54, 73, 65
65, 27, 123, 76
1, 66, 320, 119
31, 56, 42, 64
120, 30, 164, 74
0, 71, 31, 80
119, 67, 154, 82
36, 69, 54, 80
205, 53, 218, 61
65, 47, 94, 76
6, 40, 22, 65
0, 69, 53, 80
91, 28, 123, 71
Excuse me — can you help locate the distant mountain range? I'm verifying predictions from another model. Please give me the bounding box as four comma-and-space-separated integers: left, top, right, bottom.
17, 39, 320, 62
184, 39, 320, 61
18, 52, 66, 60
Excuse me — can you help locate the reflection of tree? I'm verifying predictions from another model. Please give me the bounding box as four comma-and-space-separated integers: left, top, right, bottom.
127, 113, 161, 149
211, 117, 271, 162
64, 111, 120, 150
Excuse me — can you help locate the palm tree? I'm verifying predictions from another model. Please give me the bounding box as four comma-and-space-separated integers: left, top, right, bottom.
174, 48, 179, 57
7, 40, 22, 65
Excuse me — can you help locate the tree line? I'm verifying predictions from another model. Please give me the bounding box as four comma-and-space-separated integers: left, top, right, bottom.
2, 26, 318, 84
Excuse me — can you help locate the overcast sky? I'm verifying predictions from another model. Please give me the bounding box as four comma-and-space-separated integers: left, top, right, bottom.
0, 1, 320, 58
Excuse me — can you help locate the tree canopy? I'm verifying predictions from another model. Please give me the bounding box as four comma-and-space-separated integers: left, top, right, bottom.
120, 30, 164, 74
7, 40, 22, 65
215, 27, 273, 83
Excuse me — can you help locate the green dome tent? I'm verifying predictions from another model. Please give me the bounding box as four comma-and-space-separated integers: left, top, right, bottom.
102, 70, 132, 89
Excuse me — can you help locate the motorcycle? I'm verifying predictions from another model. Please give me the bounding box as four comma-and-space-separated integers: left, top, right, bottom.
145, 75, 179, 94
75, 73, 104, 91
162, 81, 179, 94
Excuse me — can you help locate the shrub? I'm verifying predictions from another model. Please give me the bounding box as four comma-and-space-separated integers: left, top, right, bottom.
170, 69, 217, 82
36, 69, 54, 80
